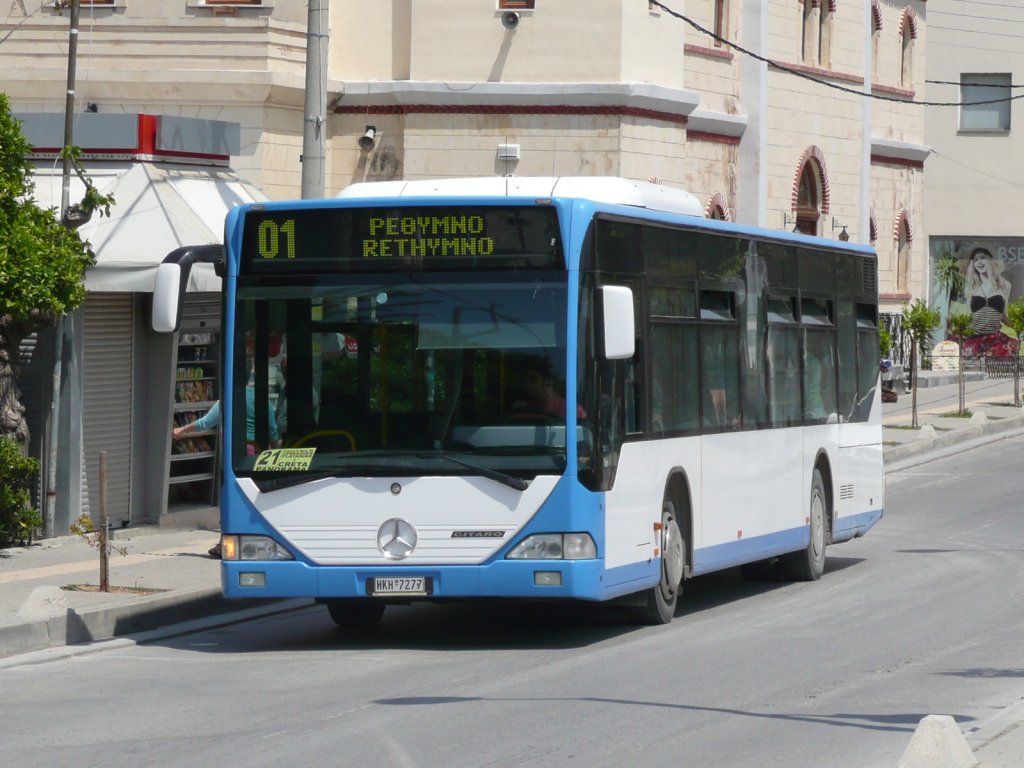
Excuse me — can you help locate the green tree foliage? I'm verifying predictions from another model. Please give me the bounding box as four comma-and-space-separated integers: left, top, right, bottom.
879, 326, 892, 358
947, 312, 973, 416
934, 254, 965, 307
0, 435, 41, 546
1005, 297, 1024, 407
902, 299, 942, 428
0, 92, 101, 446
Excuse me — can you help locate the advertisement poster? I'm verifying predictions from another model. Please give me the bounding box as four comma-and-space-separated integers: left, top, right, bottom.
930, 238, 1024, 358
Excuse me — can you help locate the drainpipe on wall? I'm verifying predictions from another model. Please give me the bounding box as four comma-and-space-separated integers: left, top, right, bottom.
860, 0, 873, 247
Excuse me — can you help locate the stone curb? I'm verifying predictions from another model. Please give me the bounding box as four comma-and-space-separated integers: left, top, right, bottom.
884, 414, 1024, 473
0, 586, 305, 660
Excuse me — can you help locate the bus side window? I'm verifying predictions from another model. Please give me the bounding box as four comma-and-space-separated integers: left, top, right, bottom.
650, 323, 699, 433
803, 330, 837, 421
701, 325, 739, 429
626, 348, 640, 434
768, 326, 801, 426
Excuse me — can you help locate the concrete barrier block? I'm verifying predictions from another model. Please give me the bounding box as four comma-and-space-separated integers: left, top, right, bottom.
897, 714, 977, 768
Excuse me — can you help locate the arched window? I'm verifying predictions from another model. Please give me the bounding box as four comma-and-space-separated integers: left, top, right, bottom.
713, 0, 728, 46
796, 164, 822, 236
801, 0, 818, 64
705, 193, 732, 221
819, 1, 834, 69
790, 147, 831, 237
899, 7, 917, 89
894, 209, 913, 293
869, 213, 878, 245
871, 1, 882, 79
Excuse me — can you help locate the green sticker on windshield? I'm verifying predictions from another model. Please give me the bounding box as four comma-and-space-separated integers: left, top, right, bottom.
253, 448, 317, 471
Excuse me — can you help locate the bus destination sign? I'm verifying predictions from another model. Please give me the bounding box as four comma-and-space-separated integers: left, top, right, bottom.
241, 205, 562, 273
362, 214, 493, 259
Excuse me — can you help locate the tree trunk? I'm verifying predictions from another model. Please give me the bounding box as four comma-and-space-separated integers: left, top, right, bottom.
911, 342, 919, 429
0, 322, 34, 453
958, 340, 965, 415
1015, 351, 1021, 408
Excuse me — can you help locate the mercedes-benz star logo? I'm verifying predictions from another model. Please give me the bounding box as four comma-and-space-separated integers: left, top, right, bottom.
377, 517, 418, 560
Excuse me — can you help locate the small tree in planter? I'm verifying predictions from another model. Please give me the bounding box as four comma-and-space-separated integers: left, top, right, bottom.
947, 312, 974, 416
1006, 297, 1024, 408
902, 300, 941, 428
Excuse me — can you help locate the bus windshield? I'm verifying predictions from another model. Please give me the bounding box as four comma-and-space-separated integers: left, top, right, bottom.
232, 271, 575, 484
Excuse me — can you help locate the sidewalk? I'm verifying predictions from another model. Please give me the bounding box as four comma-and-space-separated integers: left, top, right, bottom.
0, 526, 311, 663
881, 371, 1024, 473
2, 372, 1023, 766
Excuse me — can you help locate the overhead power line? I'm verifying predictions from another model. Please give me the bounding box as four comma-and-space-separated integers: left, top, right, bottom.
650, 0, 1024, 108
0, 3, 42, 46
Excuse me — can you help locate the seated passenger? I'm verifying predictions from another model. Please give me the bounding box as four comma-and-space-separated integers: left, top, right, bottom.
512, 367, 585, 420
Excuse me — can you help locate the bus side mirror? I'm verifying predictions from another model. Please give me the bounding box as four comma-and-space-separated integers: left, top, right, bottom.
599, 285, 635, 360
150, 244, 225, 333
152, 262, 182, 333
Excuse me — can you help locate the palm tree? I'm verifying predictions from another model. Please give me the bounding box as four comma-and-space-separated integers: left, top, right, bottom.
934, 253, 965, 303
902, 300, 942, 429
933, 253, 965, 337
947, 312, 973, 415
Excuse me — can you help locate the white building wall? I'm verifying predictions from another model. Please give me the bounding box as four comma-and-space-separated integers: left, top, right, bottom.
925, 1, 1024, 237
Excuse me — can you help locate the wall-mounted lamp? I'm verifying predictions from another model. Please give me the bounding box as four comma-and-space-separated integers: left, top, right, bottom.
501, 11, 520, 29
358, 126, 377, 150
832, 217, 850, 241
783, 211, 798, 231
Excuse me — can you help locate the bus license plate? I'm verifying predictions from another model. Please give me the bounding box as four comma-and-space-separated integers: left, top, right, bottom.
370, 577, 429, 596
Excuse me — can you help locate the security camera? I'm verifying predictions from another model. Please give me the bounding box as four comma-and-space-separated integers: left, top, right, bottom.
501, 11, 520, 30
358, 126, 376, 150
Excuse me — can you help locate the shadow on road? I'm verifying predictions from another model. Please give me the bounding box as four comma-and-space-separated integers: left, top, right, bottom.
152, 554, 868, 655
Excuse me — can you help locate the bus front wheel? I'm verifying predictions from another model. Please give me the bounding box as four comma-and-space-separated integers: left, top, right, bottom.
781, 468, 827, 581
325, 599, 386, 629
636, 499, 685, 625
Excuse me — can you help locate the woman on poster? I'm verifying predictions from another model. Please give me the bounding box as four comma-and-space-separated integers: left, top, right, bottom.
958, 247, 1018, 358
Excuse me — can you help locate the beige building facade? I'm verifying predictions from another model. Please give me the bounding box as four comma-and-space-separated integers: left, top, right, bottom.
1, 0, 929, 531
3, 1, 927, 297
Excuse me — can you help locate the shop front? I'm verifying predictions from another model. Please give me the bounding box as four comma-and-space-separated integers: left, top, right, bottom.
22, 113, 267, 535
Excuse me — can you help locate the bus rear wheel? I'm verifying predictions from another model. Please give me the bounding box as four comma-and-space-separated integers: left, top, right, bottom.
781, 468, 827, 581
325, 599, 386, 629
636, 499, 685, 625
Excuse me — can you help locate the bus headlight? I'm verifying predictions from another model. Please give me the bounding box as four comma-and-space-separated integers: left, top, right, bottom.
562, 533, 597, 559
224, 535, 294, 561
507, 533, 596, 560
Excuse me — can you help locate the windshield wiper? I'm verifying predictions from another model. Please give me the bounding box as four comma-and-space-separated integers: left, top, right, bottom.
418, 454, 529, 491
251, 456, 529, 494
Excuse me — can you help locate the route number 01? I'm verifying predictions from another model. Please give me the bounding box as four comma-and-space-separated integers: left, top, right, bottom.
257, 219, 297, 259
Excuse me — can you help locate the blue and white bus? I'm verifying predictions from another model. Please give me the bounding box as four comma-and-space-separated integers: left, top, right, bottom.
152, 177, 883, 627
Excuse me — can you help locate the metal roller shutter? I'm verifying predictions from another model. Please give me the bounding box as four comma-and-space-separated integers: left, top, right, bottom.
18, 331, 50, 510
82, 294, 133, 525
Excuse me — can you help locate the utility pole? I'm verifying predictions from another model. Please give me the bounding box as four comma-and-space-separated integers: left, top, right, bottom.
301, 0, 329, 200
60, 0, 80, 218
45, 0, 81, 538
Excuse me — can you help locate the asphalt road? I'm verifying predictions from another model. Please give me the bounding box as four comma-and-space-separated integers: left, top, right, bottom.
3, 435, 1023, 768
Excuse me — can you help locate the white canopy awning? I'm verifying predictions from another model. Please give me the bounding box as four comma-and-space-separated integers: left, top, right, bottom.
30, 162, 267, 293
